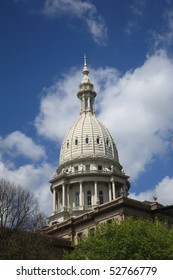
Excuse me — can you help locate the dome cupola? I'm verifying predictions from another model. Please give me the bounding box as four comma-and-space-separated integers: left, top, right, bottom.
49, 56, 130, 224
59, 55, 119, 168
77, 54, 96, 115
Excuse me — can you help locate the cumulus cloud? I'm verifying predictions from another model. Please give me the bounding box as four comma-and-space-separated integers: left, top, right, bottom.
130, 176, 173, 206
0, 131, 46, 161
35, 50, 173, 182
0, 131, 52, 214
0, 160, 53, 214
35, 68, 80, 141
98, 50, 173, 179
41, 0, 107, 45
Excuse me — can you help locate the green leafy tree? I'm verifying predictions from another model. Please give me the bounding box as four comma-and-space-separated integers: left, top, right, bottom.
0, 227, 68, 259
65, 218, 173, 260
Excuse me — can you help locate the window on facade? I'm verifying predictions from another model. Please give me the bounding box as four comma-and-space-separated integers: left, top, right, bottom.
106, 138, 109, 146
86, 164, 90, 171
99, 191, 104, 205
87, 190, 92, 206
85, 136, 89, 144
77, 232, 83, 241
90, 99, 92, 111
74, 166, 78, 172
85, 97, 88, 109
98, 165, 102, 171
96, 136, 100, 144
67, 140, 69, 148
75, 192, 79, 207
107, 219, 113, 224
75, 138, 78, 145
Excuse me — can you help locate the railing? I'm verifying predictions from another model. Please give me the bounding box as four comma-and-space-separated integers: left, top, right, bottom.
53, 169, 116, 179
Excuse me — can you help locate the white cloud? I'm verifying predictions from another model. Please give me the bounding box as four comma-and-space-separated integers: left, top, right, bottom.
153, 9, 173, 50
35, 50, 173, 182
130, 176, 173, 206
35, 68, 80, 141
41, 0, 107, 45
0, 131, 52, 214
0, 160, 53, 215
0, 131, 46, 161
97, 50, 173, 179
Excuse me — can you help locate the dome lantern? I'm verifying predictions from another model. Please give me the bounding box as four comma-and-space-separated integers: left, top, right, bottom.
77, 54, 96, 115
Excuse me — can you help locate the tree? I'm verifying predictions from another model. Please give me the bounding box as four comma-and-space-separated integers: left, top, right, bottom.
0, 227, 70, 259
65, 218, 173, 260
0, 178, 46, 230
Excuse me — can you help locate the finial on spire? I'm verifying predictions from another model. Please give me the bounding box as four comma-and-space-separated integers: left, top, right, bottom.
84, 53, 87, 67
82, 53, 89, 80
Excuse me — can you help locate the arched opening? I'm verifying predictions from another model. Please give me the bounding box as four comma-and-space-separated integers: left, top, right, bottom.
85, 135, 89, 144
87, 190, 92, 206
75, 191, 79, 207
99, 191, 104, 205
96, 136, 100, 144
75, 138, 78, 145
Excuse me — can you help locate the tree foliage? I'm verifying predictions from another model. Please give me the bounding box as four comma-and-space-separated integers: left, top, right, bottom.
0, 178, 46, 230
0, 227, 69, 259
65, 218, 173, 260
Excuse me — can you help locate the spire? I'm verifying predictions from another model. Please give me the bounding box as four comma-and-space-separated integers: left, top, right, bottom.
82, 54, 90, 83
77, 55, 96, 115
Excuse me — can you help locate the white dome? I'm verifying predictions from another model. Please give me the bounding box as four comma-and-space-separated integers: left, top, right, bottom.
49, 56, 130, 224
60, 112, 119, 165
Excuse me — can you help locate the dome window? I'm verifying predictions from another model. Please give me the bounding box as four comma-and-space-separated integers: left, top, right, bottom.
75, 138, 78, 145
98, 165, 102, 171
96, 136, 100, 144
85, 97, 88, 109
106, 138, 109, 146
86, 164, 90, 171
67, 140, 69, 148
85, 135, 89, 144
74, 166, 78, 172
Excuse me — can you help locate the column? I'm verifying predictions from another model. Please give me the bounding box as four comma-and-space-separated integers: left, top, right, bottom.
53, 187, 56, 213
108, 182, 112, 201
79, 181, 83, 208
57, 189, 60, 211
94, 181, 98, 205
62, 183, 65, 209
67, 184, 70, 210
112, 181, 116, 200
88, 96, 90, 110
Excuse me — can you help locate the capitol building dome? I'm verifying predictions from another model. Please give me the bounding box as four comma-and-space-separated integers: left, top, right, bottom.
60, 113, 119, 165
49, 56, 130, 224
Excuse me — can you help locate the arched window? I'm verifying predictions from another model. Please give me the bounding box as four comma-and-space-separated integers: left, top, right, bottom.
75, 137, 78, 145
96, 136, 100, 144
85, 135, 89, 144
67, 140, 69, 148
99, 191, 104, 205
106, 138, 109, 146
85, 97, 88, 109
75, 192, 79, 207
87, 190, 92, 206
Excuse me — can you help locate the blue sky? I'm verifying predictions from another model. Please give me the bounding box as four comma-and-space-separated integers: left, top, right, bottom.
0, 0, 173, 215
